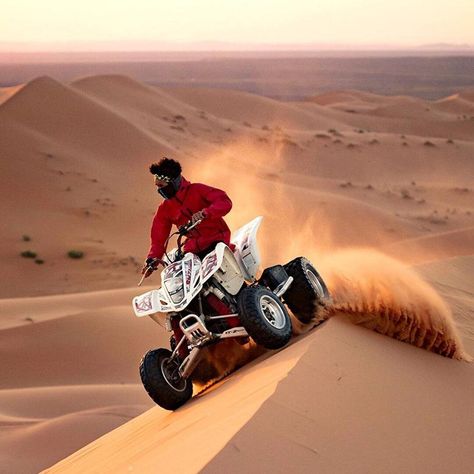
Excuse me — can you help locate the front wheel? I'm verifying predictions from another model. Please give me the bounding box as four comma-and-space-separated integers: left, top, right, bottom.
284, 257, 330, 324
238, 286, 292, 350
140, 348, 193, 410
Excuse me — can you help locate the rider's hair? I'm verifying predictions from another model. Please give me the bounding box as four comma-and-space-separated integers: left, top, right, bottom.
149, 158, 182, 179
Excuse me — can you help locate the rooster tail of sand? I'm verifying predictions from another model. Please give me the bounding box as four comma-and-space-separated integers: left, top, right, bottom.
192, 339, 267, 391
321, 249, 471, 361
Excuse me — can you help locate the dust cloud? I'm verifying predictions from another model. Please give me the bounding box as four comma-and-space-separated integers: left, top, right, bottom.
184, 140, 469, 365
192, 339, 265, 390
320, 249, 470, 360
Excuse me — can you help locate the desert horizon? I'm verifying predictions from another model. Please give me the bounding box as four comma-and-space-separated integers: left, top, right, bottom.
1, 65, 473, 473
1, 54, 473, 103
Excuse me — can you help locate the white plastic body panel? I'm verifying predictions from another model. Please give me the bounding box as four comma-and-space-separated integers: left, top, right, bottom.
133, 253, 202, 316
231, 216, 263, 281
133, 289, 168, 317
200, 243, 226, 285
210, 244, 245, 295
132, 217, 263, 316
132, 245, 244, 315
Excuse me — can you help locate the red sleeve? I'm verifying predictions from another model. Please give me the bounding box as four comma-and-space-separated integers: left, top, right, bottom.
148, 204, 172, 259
198, 184, 232, 219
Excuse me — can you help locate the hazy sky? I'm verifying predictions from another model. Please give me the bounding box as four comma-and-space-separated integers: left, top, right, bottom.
1, 0, 473, 49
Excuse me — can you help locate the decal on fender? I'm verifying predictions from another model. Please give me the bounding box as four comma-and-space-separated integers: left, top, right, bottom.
135, 294, 153, 312
202, 253, 218, 279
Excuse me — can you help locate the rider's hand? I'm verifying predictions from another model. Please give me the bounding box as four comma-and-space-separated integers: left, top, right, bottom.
141, 257, 159, 277
191, 210, 207, 225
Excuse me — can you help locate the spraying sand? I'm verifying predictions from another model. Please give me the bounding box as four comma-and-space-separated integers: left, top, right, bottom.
322, 249, 469, 360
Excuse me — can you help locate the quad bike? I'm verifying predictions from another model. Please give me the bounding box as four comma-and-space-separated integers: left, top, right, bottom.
132, 216, 329, 410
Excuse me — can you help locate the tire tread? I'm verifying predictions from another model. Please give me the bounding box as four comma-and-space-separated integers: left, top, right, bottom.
238, 286, 292, 349
140, 348, 192, 410
284, 257, 329, 324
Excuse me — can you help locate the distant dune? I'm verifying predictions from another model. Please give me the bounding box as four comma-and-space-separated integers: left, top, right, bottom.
1, 55, 473, 100
0, 75, 473, 473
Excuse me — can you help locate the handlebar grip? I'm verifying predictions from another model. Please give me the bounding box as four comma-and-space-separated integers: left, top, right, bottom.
180, 219, 202, 234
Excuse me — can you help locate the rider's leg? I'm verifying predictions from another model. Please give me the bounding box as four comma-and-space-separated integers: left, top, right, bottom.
195, 241, 223, 260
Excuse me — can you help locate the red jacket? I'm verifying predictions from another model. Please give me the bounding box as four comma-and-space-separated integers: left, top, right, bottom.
148, 177, 232, 259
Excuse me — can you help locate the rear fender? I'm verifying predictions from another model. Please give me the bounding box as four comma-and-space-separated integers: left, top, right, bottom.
201, 243, 244, 295
231, 216, 263, 281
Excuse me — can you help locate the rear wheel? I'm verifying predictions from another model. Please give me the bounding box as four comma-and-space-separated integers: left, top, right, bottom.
140, 348, 193, 410
238, 286, 292, 349
284, 257, 329, 324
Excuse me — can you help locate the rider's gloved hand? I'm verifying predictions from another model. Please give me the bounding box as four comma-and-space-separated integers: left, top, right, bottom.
191, 210, 207, 225
141, 257, 159, 278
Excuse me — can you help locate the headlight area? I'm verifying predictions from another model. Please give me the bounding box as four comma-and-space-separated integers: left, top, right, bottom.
164, 275, 185, 303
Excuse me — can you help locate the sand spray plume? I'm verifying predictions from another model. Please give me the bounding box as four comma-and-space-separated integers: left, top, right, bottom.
193, 339, 266, 391
186, 138, 334, 262
192, 312, 314, 390
319, 249, 471, 361
186, 139, 469, 371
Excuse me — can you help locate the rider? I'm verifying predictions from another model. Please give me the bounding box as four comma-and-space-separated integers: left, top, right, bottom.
141, 157, 233, 277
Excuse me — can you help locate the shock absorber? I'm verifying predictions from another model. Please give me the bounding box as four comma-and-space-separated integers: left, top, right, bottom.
169, 314, 189, 359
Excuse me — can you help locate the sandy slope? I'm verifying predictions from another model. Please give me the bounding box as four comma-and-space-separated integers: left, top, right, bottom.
416, 255, 474, 354
0, 75, 473, 473
203, 317, 474, 474
0, 84, 22, 105
0, 287, 167, 473
44, 328, 320, 474
45, 317, 474, 474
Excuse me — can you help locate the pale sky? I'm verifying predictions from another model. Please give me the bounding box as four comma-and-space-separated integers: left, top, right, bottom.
1, 0, 473, 50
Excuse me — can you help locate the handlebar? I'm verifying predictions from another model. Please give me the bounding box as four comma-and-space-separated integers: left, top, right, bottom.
178, 219, 202, 235
174, 219, 202, 260
138, 218, 203, 286
137, 257, 168, 287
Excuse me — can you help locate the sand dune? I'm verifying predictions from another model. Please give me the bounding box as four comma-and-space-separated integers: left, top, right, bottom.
167, 86, 344, 130
3, 404, 146, 473
0, 84, 22, 105
42, 331, 316, 473
0, 76, 169, 157
456, 88, 474, 102
435, 92, 474, 114
0, 75, 473, 472
45, 317, 474, 474
383, 226, 474, 263
307, 87, 474, 140
0, 289, 165, 472
0, 294, 168, 389
416, 255, 474, 355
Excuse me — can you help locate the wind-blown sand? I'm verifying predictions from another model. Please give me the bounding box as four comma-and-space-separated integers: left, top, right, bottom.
0, 75, 473, 473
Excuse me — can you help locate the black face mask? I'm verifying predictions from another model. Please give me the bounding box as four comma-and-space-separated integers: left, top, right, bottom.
158, 175, 182, 199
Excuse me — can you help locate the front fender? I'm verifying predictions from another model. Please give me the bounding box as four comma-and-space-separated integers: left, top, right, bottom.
132, 289, 171, 317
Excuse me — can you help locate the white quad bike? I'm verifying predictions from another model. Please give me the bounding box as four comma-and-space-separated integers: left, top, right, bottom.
133, 216, 329, 410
